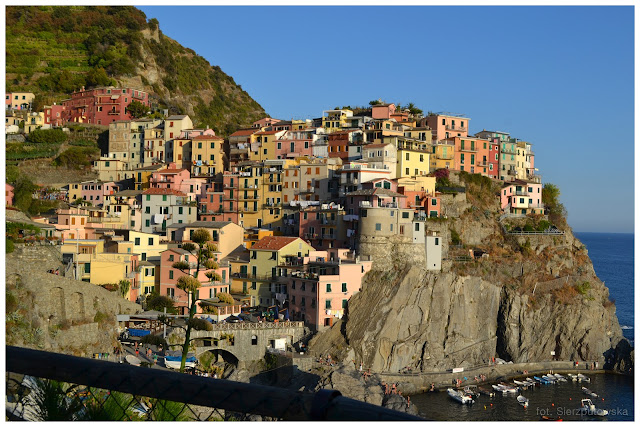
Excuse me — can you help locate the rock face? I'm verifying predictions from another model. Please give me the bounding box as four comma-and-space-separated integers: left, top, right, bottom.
345, 267, 502, 372
317, 226, 629, 377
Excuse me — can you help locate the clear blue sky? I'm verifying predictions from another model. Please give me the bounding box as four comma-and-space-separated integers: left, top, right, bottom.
138, 5, 634, 233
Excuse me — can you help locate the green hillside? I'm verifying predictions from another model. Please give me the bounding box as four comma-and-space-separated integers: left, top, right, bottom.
6, 6, 266, 136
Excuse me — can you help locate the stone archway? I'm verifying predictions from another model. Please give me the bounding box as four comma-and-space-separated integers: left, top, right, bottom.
69, 292, 86, 321
202, 348, 239, 367
50, 287, 66, 321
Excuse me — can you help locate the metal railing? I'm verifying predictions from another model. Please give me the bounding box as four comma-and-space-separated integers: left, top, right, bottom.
6, 346, 421, 421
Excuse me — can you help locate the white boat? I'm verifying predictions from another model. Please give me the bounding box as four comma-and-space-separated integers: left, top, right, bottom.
500, 383, 518, 394
553, 374, 567, 382
577, 374, 591, 383
580, 399, 608, 416
462, 386, 479, 399
542, 375, 557, 383
581, 387, 598, 398
517, 395, 529, 408
125, 355, 141, 366
513, 380, 527, 386
567, 374, 578, 382
492, 384, 507, 393
448, 388, 473, 404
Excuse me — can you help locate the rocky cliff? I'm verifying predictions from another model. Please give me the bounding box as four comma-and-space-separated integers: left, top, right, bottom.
310, 177, 631, 377
5, 244, 142, 357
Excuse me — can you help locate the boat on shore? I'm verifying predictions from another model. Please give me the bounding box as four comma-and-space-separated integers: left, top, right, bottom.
567, 374, 578, 381
580, 399, 608, 416
448, 388, 474, 404
125, 355, 141, 366
165, 355, 197, 370
517, 395, 529, 408
552, 374, 567, 382
462, 385, 479, 399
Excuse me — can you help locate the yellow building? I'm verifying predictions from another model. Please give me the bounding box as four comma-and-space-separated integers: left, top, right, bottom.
389, 137, 431, 178
67, 182, 83, 203
170, 138, 191, 169
430, 141, 455, 171
396, 175, 437, 196
514, 140, 533, 180
249, 130, 286, 162
23, 112, 45, 134
133, 164, 167, 191
190, 135, 226, 177
403, 127, 433, 143
246, 236, 314, 307
60, 239, 138, 286
322, 109, 353, 133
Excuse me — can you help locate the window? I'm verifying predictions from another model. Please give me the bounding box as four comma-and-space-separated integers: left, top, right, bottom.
325, 300, 332, 309
342, 283, 347, 292
135, 238, 141, 245
326, 283, 331, 292
162, 195, 167, 201
146, 195, 150, 201
461, 153, 465, 164
520, 198, 525, 204
179, 207, 183, 214
415, 223, 420, 231
342, 299, 348, 309
375, 223, 381, 231
169, 270, 173, 279
405, 153, 410, 161
148, 238, 153, 245
402, 212, 409, 219
431, 198, 437, 206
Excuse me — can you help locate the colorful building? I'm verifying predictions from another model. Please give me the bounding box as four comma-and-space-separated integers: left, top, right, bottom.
284, 248, 373, 330
61, 86, 150, 125
500, 179, 544, 215
190, 134, 226, 178
140, 188, 198, 234
424, 113, 469, 141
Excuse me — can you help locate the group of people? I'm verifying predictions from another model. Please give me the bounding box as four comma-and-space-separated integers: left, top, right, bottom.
381, 381, 401, 396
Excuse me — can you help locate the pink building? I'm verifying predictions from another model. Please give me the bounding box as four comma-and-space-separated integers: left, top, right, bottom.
44, 104, 66, 126
61, 86, 151, 125
284, 249, 373, 330
80, 180, 119, 206
298, 205, 347, 250
252, 117, 281, 128
371, 103, 396, 119
489, 141, 500, 180
159, 248, 231, 315
397, 187, 441, 218
149, 167, 190, 191
6, 183, 13, 206
500, 179, 544, 215
276, 129, 314, 159
345, 179, 408, 217
424, 113, 469, 141
55, 207, 90, 240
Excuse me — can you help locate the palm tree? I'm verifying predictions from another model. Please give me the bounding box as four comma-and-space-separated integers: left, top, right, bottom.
167, 229, 220, 372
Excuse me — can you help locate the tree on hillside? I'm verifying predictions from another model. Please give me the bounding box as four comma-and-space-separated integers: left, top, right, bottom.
118, 279, 131, 299
125, 100, 150, 119
26, 128, 67, 144
369, 99, 383, 106
542, 183, 567, 222
162, 229, 220, 372
85, 67, 114, 88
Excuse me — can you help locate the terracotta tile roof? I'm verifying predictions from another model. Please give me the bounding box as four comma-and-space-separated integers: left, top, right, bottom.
230, 129, 258, 137
192, 134, 224, 140
251, 236, 301, 251
142, 188, 186, 196
157, 168, 187, 175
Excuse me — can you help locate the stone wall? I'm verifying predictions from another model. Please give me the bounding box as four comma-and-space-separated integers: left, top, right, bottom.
169, 322, 306, 367
6, 245, 142, 357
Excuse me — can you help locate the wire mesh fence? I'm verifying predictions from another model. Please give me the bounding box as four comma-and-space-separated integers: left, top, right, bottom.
6, 346, 423, 421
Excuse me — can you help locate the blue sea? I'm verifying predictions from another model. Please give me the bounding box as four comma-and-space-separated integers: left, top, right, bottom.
575, 232, 634, 345
411, 232, 634, 421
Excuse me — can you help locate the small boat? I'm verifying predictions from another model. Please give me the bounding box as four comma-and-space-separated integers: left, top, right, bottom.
517, 395, 529, 408
125, 355, 141, 366
542, 375, 557, 384
552, 374, 567, 382
478, 386, 495, 397
492, 384, 507, 392
513, 380, 527, 386
500, 383, 518, 394
581, 387, 598, 398
567, 374, 578, 382
462, 385, 479, 399
448, 388, 473, 404
534, 376, 550, 384
580, 398, 608, 416
165, 355, 197, 370
525, 377, 538, 386
577, 374, 591, 383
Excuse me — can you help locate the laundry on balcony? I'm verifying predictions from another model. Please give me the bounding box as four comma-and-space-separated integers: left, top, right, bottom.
153, 213, 165, 224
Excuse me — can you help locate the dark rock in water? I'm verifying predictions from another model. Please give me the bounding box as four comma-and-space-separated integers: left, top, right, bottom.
604, 338, 634, 374
382, 393, 420, 416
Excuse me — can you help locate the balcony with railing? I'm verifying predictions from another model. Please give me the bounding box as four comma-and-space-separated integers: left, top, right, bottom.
445, 125, 466, 131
